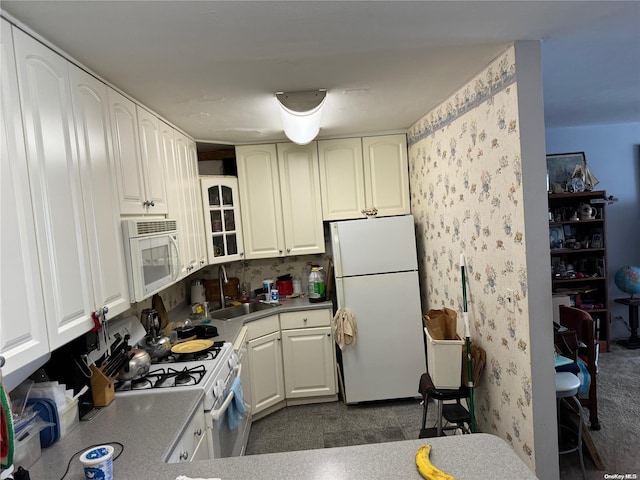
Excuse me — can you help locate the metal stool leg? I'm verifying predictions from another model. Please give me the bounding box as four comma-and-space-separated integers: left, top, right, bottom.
570, 395, 586, 480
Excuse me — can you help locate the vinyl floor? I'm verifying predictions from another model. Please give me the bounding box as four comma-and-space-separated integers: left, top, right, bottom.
245, 397, 432, 455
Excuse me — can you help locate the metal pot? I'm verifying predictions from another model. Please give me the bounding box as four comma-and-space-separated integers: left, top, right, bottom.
118, 348, 151, 381
141, 334, 171, 359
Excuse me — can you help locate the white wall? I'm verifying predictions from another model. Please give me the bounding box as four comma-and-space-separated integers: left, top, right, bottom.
546, 123, 640, 339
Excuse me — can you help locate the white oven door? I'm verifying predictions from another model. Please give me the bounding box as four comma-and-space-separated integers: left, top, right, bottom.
206, 364, 250, 458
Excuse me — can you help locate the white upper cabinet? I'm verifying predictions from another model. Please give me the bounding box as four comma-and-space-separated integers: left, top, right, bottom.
362, 134, 410, 217
318, 134, 410, 219
12, 28, 94, 350
277, 142, 325, 256
188, 139, 207, 269
317, 138, 366, 220
0, 19, 50, 389
159, 121, 189, 277
236, 142, 324, 259
170, 130, 206, 275
236, 144, 285, 259
137, 106, 168, 214
108, 90, 167, 215
68, 63, 130, 319
200, 176, 244, 264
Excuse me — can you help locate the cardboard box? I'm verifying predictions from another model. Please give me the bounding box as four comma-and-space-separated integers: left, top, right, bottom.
424, 326, 464, 388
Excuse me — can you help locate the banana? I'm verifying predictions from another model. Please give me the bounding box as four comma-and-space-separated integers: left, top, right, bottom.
415, 444, 455, 480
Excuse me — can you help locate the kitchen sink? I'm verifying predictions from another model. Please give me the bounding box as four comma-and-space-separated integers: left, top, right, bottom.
209, 302, 279, 320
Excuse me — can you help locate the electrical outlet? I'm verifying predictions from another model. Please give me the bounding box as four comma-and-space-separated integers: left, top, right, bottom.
506, 288, 515, 313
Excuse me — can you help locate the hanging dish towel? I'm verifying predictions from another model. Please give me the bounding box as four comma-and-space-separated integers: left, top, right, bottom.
332, 308, 357, 351
227, 376, 246, 431
0, 380, 15, 471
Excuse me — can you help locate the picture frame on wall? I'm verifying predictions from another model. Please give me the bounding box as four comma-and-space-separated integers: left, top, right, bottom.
546, 152, 587, 193
549, 225, 565, 249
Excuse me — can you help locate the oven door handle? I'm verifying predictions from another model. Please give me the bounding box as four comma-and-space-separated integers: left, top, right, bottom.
210, 364, 242, 422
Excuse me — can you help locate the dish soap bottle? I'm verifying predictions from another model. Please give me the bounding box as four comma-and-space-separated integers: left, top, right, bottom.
308, 266, 325, 303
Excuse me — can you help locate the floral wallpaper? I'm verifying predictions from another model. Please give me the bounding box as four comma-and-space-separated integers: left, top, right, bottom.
408, 46, 537, 469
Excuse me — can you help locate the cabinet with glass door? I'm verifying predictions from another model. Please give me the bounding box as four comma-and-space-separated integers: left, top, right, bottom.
200, 176, 244, 264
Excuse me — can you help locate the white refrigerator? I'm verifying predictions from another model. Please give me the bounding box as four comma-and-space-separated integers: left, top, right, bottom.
331, 214, 426, 403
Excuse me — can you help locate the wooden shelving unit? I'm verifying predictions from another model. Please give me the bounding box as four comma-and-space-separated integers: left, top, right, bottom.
548, 190, 609, 350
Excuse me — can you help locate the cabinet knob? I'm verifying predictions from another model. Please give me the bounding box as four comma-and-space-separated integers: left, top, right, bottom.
194, 428, 202, 436
179, 451, 189, 461
303, 318, 308, 322
287, 248, 291, 253
240, 252, 244, 257
149, 200, 155, 207
327, 333, 331, 337
279, 250, 283, 254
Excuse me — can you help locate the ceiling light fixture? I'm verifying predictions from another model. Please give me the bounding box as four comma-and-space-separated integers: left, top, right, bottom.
275, 89, 327, 145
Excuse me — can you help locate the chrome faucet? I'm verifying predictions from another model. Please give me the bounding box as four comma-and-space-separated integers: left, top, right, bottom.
218, 264, 229, 309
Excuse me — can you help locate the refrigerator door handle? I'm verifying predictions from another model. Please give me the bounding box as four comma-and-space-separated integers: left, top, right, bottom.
331, 223, 343, 278
335, 278, 345, 309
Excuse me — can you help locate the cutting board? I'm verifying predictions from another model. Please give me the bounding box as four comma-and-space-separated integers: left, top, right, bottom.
205, 277, 240, 303
152, 294, 169, 329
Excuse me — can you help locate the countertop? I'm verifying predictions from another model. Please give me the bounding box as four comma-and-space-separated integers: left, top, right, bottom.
170, 297, 333, 345
23, 298, 537, 479
29, 393, 537, 480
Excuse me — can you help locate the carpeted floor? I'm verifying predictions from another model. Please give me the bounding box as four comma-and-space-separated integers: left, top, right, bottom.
560, 343, 640, 480
246, 344, 639, 479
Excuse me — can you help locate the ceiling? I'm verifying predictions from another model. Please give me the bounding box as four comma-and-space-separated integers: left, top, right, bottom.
2, 1, 639, 147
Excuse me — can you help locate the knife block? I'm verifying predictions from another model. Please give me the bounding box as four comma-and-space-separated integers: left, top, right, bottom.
89, 364, 115, 407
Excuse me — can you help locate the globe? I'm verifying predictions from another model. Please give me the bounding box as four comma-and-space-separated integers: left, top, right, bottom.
614, 266, 640, 298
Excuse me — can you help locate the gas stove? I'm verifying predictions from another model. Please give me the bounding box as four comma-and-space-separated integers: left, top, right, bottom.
114, 341, 235, 411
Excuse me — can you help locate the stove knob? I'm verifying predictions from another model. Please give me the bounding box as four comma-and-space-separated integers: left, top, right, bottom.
214, 379, 225, 398
229, 354, 238, 369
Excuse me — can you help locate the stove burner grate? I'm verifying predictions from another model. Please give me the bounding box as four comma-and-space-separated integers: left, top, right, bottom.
152, 344, 222, 364
115, 364, 207, 391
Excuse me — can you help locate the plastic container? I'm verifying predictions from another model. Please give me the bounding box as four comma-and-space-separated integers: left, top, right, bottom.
58, 397, 79, 438
80, 445, 114, 480
424, 326, 464, 388
308, 266, 325, 303
13, 430, 42, 469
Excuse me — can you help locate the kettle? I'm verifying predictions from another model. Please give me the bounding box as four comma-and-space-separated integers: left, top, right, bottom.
140, 308, 171, 359
141, 308, 160, 337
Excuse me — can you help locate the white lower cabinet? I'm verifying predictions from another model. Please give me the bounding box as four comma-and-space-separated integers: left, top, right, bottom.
168, 405, 209, 463
246, 309, 337, 418
280, 309, 337, 399
281, 326, 337, 399
247, 316, 285, 417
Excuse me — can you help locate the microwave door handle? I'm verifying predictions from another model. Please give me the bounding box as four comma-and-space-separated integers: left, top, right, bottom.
169, 234, 181, 281
209, 364, 243, 422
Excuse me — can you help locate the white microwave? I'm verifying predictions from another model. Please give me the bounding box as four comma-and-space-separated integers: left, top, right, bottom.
122, 219, 181, 303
